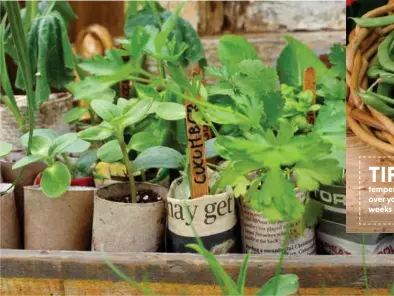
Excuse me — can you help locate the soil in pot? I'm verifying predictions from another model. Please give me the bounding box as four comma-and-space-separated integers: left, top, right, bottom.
240, 190, 316, 255
0, 184, 21, 249
91, 182, 166, 252
24, 186, 95, 251
313, 184, 394, 255
166, 176, 240, 254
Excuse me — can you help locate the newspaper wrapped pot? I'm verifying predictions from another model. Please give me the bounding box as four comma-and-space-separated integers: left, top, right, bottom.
166, 176, 239, 254
240, 190, 316, 255
24, 186, 95, 250
313, 185, 394, 255
92, 182, 166, 252
1, 151, 46, 240
0, 93, 73, 149
0, 184, 21, 249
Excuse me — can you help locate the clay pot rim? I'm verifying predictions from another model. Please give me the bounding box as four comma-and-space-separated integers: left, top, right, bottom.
24, 185, 96, 192
0, 92, 72, 111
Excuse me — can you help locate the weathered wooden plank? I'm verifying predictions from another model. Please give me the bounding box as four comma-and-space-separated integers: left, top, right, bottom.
0, 250, 392, 291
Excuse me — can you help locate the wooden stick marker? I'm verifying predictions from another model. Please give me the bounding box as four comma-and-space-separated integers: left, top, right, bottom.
185, 68, 209, 199
303, 67, 317, 125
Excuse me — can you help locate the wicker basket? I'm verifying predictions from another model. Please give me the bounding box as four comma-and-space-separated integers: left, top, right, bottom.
0, 92, 74, 149
347, 3, 394, 155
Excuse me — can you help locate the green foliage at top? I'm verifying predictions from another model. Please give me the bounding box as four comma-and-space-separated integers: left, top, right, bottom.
277, 36, 329, 87
124, 2, 205, 67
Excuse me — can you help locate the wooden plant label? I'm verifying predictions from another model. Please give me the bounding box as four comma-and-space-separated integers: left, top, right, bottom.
120, 56, 130, 98
303, 67, 317, 125
185, 67, 209, 199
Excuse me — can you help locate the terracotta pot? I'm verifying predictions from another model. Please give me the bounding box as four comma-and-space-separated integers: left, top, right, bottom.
0, 184, 21, 249
24, 186, 95, 250
92, 182, 166, 252
34, 176, 95, 187
0, 93, 74, 149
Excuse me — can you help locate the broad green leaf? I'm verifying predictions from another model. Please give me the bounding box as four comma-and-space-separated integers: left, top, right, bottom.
41, 162, 71, 198
67, 77, 116, 102
133, 146, 184, 172
30, 135, 52, 156
63, 106, 88, 123
20, 129, 58, 147
49, 133, 79, 156
12, 154, 46, 170
155, 102, 185, 120
62, 138, 91, 154
113, 99, 153, 129
91, 100, 120, 122
0, 142, 12, 157
75, 149, 98, 176
277, 36, 328, 87
78, 124, 114, 141
78, 52, 124, 76
128, 132, 163, 152
97, 140, 123, 163
218, 35, 259, 75
256, 274, 299, 296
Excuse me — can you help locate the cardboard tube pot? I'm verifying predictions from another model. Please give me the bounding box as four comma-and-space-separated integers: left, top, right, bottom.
313, 184, 394, 255
1, 151, 46, 246
0, 184, 21, 249
166, 177, 239, 254
240, 190, 316, 255
92, 182, 166, 252
24, 186, 95, 250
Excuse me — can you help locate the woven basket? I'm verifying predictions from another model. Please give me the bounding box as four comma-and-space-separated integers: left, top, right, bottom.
346, 3, 394, 155
0, 92, 74, 149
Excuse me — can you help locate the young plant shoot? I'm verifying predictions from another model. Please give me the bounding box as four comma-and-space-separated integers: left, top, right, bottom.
12, 130, 90, 197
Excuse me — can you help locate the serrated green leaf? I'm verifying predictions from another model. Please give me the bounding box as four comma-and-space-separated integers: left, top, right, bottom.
328, 43, 346, 80
41, 162, 71, 198
97, 140, 123, 163
294, 159, 342, 191
63, 106, 88, 123
218, 35, 259, 75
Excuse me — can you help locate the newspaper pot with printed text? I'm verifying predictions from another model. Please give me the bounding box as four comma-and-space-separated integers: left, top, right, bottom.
24, 186, 95, 250
313, 184, 394, 255
240, 189, 316, 255
166, 173, 239, 254
92, 182, 167, 252
0, 184, 21, 249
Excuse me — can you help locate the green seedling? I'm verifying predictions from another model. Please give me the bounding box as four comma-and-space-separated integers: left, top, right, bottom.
12, 129, 91, 197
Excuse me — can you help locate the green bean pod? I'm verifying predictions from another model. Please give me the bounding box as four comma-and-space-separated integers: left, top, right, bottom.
378, 31, 394, 73
351, 15, 394, 27
359, 91, 394, 117
377, 83, 393, 97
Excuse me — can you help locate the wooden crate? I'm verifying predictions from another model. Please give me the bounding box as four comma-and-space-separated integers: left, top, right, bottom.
0, 250, 392, 295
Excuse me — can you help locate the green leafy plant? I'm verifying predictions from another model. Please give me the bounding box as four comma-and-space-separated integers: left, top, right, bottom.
12, 129, 91, 197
